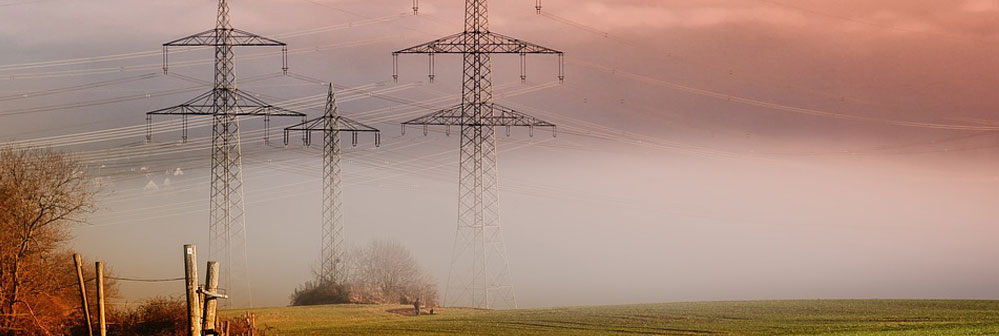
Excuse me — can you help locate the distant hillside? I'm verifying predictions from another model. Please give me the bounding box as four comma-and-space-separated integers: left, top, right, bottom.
222, 300, 999, 335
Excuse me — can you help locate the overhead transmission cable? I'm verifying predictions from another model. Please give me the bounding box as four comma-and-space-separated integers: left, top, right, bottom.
0, 13, 407, 73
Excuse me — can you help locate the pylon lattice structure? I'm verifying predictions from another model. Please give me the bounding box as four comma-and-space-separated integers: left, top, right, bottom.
145, 0, 305, 307
284, 84, 380, 285
393, 0, 563, 309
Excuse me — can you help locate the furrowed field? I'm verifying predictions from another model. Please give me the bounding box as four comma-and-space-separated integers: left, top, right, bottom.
222, 300, 999, 335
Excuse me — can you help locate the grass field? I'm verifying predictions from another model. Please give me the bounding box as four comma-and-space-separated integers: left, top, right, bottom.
222, 300, 999, 335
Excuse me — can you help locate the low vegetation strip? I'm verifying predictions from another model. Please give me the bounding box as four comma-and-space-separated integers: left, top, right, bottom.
222, 300, 999, 335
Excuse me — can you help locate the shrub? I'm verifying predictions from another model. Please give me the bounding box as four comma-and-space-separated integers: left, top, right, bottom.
106, 297, 185, 336
289, 281, 351, 306
107, 297, 268, 336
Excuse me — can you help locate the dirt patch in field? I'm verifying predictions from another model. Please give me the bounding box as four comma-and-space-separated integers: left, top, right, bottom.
387, 308, 419, 316
386, 306, 483, 316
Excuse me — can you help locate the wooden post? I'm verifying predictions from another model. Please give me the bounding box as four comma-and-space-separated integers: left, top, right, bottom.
248, 313, 256, 336
183, 244, 202, 336
73, 254, 94, 336
198, 285, 205, 327
95, 261, 107, 336
203, 261, 220, 332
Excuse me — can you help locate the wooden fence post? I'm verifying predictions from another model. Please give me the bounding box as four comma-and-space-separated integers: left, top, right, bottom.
248, 313, 256, 336
203, 261, 220, 332
73, 253, 93, 336
198, 285, 205, 328
183, 244, 202, 336
95, 261, 107, 336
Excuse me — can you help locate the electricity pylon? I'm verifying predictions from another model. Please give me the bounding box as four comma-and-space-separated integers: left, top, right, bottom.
284, 83, 380, 285
145, 0, 305, 307
393, 0, 563, 309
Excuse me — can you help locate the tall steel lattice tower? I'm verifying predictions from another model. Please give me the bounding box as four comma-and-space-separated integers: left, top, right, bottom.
146, 0, 305, 306
284, 84, 380, 285
393, 0, 563, 309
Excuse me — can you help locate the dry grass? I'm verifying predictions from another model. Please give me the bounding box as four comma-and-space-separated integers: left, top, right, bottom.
221, 300, 999, 335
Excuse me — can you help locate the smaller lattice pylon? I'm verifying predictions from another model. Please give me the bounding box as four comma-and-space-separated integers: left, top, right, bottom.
284, 83, 379, 285
283, 84, 381, 147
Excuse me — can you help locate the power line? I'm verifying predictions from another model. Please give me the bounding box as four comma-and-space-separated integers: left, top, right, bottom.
571, 58, 999, 132
0, 13, 406, 73
108, 276, 185, 283
534, 7, 955, 126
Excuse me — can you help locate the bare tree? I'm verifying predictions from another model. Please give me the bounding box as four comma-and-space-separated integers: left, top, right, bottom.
0, 148, 96, 335
348, 240, 438, 306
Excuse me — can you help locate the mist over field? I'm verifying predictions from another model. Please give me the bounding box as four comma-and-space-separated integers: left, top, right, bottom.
0, 0, 997, 309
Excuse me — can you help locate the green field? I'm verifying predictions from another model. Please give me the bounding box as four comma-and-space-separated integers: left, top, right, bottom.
223, 300, 999, 335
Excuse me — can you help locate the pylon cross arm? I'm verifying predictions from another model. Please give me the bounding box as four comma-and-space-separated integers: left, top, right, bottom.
283, 115, 381, 146
164, 28, 286, 47
146, 89, 306, 117
147, 105, 305, 116
402, 103, 555, 128
285, 115, 380, 133
393, 31, 562, 55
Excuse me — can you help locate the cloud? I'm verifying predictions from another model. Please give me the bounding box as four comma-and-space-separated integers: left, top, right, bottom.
961, 0, 999, 12
545, 0, 995, 40
572, 2, 805, 30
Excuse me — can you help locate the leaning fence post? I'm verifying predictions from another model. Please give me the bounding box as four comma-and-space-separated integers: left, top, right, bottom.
74, 253, 94, 336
